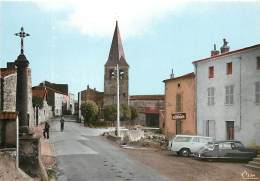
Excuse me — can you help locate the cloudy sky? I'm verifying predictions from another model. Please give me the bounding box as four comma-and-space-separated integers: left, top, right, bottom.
0, 0, 260, 96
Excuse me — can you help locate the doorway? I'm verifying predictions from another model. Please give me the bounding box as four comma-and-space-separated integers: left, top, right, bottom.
226, 121, 234, 140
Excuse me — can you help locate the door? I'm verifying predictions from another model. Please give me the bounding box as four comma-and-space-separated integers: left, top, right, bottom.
226, 121, 234, 140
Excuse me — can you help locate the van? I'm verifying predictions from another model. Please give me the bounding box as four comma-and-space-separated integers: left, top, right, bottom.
168, 135, 213, 157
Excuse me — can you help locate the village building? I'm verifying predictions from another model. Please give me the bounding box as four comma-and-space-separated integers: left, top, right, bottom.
80, 85, 104, 107
32, 86, 52, 125
0, 62, 34, 127
33, 81, 73, 117
193, 39, 260, 146
162, 72, 196, 137
129, 95, 164, 127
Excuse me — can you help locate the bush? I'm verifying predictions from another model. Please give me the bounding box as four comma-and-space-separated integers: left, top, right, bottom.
81, 101, 99, 125
103, 104, 117, 122
120, 104, 131, 121
130, 106, 138, 121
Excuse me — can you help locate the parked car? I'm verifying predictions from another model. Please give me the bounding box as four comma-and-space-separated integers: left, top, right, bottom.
168, 135, 213, 157
193, 140, 258, 161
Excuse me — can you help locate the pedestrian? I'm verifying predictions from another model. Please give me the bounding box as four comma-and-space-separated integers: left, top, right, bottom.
43, 121, 50, 139
60, 116, 65, 132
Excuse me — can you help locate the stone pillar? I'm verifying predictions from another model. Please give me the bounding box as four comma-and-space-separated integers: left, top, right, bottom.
15, 54, 29, 134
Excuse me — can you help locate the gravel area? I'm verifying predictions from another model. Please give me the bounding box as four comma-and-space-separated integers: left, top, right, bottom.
122, 148, 260, 181
0, 152, 34, 181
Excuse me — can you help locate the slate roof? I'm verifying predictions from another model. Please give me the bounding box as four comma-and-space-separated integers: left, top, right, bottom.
105, 21, 129, 67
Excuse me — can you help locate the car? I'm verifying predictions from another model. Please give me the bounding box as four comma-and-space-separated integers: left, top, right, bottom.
193, 140, 258, 162
168, 135, 213, 157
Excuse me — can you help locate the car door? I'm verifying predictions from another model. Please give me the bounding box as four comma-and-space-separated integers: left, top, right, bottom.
218, 142, 236, 160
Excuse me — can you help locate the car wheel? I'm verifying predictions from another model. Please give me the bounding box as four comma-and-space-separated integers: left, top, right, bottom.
180, 148, 190, 157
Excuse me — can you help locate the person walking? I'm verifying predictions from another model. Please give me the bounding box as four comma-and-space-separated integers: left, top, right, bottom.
43, 121, 50, 139
60, 116, 65, 132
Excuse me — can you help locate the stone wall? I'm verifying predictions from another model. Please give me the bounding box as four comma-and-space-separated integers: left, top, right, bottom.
129, 96, 165, 127
1, 68, 35, 128
3, 74, 17, 111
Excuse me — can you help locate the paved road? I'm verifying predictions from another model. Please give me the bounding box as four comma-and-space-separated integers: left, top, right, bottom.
50, 118, 169, 181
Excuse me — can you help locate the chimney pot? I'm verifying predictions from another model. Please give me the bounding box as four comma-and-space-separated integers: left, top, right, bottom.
220, 38, 230, 54
211, 44, 220, 57
170, 69, 174, 78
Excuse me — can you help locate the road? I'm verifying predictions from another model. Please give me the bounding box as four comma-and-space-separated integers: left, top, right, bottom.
49, 118, 169, 181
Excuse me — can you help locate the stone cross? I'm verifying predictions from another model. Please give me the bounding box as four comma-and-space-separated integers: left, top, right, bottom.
15, 27, 30, 55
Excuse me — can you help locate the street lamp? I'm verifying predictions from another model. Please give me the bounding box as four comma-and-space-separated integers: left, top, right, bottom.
111, 64, 124, 136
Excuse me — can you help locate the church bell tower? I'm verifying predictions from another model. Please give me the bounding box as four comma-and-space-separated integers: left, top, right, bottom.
104, 21, 129, 106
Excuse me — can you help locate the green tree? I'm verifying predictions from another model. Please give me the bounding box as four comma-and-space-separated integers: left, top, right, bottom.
120, 104, 131, 121
32, 96, 43, 108
130, 106, 138, 121
103, 104, 117, 122
81, 101, 99, 125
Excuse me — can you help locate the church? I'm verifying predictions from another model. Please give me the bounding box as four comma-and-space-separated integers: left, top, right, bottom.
78, 22, 164, 127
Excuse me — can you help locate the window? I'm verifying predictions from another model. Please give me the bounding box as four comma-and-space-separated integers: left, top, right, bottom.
205, 120, 216, 138
207, 87, 215, 105
219, 143, 232, 150
176, 94, 182, 112
208, 66, 214, 78
192, 137, 199, 142
225, 85, 234, 105
256, 82, 260, 104
257, 57, 260, 70
174, 136, 192, 142
226, 121, 234, 140
226, 62, 232, 75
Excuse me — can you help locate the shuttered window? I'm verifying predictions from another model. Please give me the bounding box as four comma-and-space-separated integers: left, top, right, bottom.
207, 87, 215, 105
226, 62, 232, 75
208, 66, 214, 78
257, 57, 260, 70
225, 85, 234, 105
256, 82, 260, 104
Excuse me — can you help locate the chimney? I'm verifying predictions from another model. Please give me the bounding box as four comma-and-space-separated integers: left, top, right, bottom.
211, 44, 220, 57
87, 84, 89, 89
220, 38, 230, 54
170, 69, 174, 78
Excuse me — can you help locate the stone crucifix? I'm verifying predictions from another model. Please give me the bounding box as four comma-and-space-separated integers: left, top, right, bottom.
15, 27, 30, 55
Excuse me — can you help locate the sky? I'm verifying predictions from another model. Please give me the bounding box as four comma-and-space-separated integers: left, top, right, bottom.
0, 0, 260, 96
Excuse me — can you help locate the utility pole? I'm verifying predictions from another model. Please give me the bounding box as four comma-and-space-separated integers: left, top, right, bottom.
116, 64, 120, 137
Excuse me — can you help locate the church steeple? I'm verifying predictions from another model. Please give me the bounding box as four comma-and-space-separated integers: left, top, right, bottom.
105, 21, 128, 67
103, 21, 129, 106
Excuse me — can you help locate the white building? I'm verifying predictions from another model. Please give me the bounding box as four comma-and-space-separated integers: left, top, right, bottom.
193, 40, 260, 147
67, 93, 75, 115
54, 92, 67, 116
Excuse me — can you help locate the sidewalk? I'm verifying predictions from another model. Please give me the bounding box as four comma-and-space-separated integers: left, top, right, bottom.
34, 123, 56, 176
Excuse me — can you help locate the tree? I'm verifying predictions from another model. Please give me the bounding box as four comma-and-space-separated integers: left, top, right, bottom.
81, 101, 99, 125
32, 96, 43, 108
120, 104, 131, 121
103, 104, 117, 122
130, 106, 138, 121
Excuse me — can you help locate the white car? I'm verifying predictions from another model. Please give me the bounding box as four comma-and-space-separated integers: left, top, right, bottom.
168, 135, 213, 157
